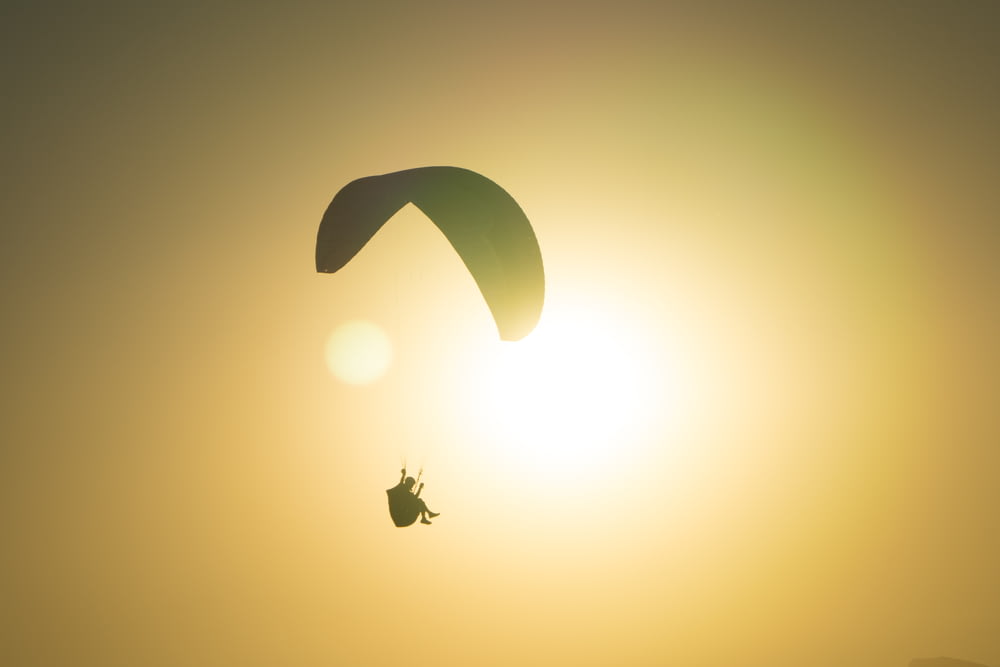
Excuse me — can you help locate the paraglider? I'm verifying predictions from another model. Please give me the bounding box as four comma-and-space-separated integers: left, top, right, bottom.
316, 166, 543, 527
315, 166, 545, 341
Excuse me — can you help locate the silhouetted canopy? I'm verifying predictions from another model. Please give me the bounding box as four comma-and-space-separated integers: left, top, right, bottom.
316, 167, 544, 341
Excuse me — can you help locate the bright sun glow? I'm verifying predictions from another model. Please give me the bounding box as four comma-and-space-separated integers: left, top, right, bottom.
324, 320, 393, 385
475, 302, 661, 487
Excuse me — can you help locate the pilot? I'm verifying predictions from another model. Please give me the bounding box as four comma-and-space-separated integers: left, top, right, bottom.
386, 469, 440, 527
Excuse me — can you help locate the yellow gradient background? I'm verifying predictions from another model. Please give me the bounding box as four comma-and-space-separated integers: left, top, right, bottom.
3, 3, 998, 666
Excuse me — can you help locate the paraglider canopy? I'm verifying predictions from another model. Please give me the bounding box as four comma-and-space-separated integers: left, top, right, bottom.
316, 166, 544, 341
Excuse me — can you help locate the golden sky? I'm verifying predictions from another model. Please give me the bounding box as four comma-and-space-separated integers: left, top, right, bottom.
3, 2, 998, 666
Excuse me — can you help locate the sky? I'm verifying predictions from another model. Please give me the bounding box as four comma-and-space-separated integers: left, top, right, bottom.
2, 2, 999, 666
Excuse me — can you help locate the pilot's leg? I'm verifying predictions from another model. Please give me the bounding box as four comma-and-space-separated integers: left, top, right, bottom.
417, 499, 439, 524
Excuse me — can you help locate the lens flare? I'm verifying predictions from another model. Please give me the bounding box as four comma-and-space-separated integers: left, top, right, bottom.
324, 320, 393, 385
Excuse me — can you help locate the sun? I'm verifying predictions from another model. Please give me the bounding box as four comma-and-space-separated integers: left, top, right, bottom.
473, 300, 660, 489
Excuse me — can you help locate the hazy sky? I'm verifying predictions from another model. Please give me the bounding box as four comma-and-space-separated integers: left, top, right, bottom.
3, 2, 998, 666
